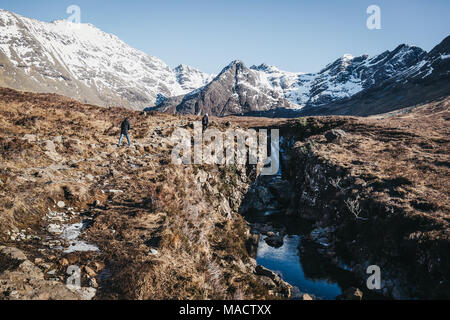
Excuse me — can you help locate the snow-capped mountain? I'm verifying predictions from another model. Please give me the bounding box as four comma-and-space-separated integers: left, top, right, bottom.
250, 44, 428, 107
155, 60, 298, 116
0, 9, 211, 109
157, 36, 449, 116
0, 9, 448, 116
173, 64, 215, 93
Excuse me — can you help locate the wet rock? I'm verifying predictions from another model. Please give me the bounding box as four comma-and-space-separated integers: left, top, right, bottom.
267, 178, 293, 206
265, 234, 283, 248
246, 233, 260, 258
325, 129, 347, 143
255, 265, 292, 298
336, 287, 363, 300
255, 265, 280, 280
309, 227, 334, 247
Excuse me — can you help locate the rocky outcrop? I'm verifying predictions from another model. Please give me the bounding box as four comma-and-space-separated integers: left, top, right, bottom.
255, 265, 292, 298
282, 110, 450, 299
155, 60, 298, 116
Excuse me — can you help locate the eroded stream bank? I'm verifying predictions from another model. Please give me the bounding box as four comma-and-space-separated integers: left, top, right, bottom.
238, 124, 443, 300
240, 135, 363, 300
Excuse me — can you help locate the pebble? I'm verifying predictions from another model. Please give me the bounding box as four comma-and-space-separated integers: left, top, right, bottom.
59, 258, 69, 267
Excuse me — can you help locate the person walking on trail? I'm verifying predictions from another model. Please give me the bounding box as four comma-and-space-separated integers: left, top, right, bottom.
118, 117, 132, 147
202, 113, 209, 131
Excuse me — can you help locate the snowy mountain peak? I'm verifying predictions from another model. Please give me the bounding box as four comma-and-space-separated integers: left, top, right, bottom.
0, 9, 210, 109
173, 64, 215, 92
250, 63, 282, 74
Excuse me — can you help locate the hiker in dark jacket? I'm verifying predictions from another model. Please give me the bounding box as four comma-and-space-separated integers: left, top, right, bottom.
118, 117, 132, 147
202, 113, 209, 131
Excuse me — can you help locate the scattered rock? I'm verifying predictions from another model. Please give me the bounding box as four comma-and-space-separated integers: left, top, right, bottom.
265, 235, 283, 248
93, 200, 101, 207
22, 134, 37, 143
83, 266, 97, 278
325, 129, 347, 143
89, 278, 98, 288
0, 246, 81, 300
91, 261, 105, 273
302, 293, 314, 300
53, 136, 63, 144
59, 258, 69, 267
105, 189, 123, 194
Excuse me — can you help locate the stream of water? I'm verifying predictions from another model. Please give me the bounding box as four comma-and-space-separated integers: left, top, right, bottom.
247, 136, 355, 300
256, 235, 342, 299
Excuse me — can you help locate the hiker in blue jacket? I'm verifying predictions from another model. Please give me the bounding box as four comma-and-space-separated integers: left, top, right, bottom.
118, 117, 132, 147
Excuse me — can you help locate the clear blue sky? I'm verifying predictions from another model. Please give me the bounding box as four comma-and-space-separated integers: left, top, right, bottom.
1, 0, 449, 74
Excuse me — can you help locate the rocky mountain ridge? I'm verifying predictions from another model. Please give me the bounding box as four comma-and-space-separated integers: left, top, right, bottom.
156, 36, 450, 116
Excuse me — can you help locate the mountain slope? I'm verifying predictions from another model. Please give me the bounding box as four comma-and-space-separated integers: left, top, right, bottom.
0, 10, 211, 109
251, 44, 430, 107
